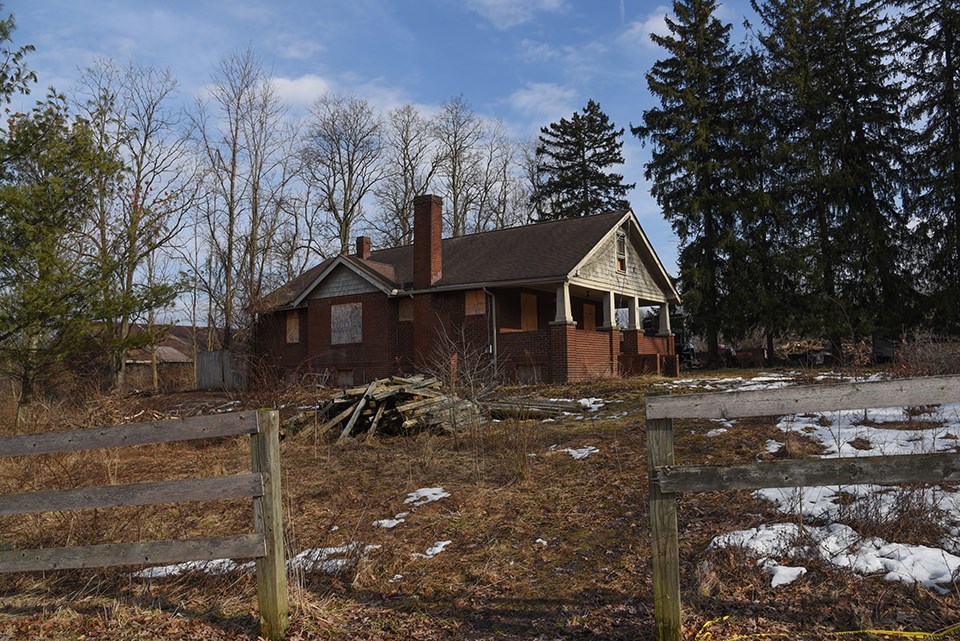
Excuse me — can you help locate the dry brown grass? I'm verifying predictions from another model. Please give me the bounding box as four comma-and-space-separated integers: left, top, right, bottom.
0, 372, 958, 640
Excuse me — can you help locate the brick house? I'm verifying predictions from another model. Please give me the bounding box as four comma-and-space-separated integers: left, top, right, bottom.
254, 195, 681, 385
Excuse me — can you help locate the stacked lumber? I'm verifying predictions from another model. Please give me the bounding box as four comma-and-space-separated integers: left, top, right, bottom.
295, 376, 480, 442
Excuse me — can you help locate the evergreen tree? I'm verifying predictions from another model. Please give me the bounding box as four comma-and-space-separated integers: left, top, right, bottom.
635, 0, 740, 365
897, 0, 960, 331
534, 99, 634, 220
724, 43, 804, 361
0, 3, 35, 104
0, 94, 119, 426
754, 0, 910, 356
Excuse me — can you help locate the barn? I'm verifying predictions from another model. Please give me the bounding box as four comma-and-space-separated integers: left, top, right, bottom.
254, 195, 680, 385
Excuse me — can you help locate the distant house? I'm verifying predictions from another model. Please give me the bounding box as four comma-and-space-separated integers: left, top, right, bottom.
254, 195, 680, 386
124, 325, 208, 391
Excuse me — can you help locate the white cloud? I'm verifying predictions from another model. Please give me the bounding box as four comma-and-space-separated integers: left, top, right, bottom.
271, 74, 332, 107
506, 82, 577, 125
466, 0, 568, 29
620, 6, 672, 50
269, 34, 325, 60
519, 39, 560, 63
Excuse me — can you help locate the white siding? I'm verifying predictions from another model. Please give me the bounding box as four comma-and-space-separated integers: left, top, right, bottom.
574, 230, 664, 300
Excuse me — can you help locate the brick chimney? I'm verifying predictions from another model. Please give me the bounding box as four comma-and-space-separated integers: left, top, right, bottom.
355, 236, 371, 260
413, 194, 442, 289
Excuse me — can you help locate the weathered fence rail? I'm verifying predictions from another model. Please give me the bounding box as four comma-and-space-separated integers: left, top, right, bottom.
0, 409, 288, 640
645, 374, 960, 641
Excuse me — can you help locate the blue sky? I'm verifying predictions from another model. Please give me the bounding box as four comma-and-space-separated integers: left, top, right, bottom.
7, 0, 758, 272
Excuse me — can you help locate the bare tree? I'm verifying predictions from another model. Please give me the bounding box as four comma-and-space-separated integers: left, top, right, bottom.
471, 119, 525, 233
191, 46, 293, 349
76, 58, 196, 392
371, 104, 439, 247
301, 93, 383, 255
434, 95, 484, 237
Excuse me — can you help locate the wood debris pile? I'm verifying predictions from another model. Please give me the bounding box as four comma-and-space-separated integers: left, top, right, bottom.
296, 376, 481, 442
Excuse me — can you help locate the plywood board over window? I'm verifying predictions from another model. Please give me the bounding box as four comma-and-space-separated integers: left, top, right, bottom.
331, 303, 362, 345
465, 290, 486, 315
521, 292, 538, 331
285, 311, 300, 344
583, 304, 597, 331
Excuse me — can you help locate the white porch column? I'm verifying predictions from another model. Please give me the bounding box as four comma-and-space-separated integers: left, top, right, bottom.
601, 291, 616, 329
658, 303, 672, 336
626, 296, 641, 330
553, 282, 574, 324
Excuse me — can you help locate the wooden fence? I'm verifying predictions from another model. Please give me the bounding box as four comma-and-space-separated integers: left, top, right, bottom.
645, 374, 960, 641
197, 350, 248, 390
0, 410, 288, 640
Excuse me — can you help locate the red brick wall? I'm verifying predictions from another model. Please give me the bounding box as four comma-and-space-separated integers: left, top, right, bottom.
498, 324, 618, 383
621, 331, 674, 356
302, 292, 400, 382
417, 291, 491, 373
566, 327, 619, 380
498, 328, 552, 382
252, 309, 309, 377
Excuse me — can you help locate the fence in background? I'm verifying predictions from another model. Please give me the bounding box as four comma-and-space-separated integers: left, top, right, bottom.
645, 375, 960, 641
197, 350, 248, 390
0, 410, 288, 640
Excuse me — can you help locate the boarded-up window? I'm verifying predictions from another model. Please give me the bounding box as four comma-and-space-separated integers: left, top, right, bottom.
286, 311, 300, 344
583, 304, 597, 331
398, 298, 413, 321
331, 303, 362, 344
521, 293, 538, 331
465, 290, 485, 315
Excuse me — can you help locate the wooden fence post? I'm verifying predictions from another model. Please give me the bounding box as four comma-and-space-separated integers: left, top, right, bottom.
647, 416, 681, 641
253, 410, 289, 640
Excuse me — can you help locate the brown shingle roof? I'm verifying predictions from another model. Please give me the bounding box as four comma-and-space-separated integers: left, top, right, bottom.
265, 211, 630, 309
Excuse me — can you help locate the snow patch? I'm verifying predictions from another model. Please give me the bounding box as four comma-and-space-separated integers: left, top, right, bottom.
562, 445, 599, 460
404, 487, 450, 507
413, 540, 451, 559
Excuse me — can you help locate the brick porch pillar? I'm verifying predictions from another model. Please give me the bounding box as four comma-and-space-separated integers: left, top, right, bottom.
549, 321, 575, 382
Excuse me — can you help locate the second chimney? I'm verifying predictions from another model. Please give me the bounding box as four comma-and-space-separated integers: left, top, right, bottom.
356, 236, 371, 260
413, 195, 442, 289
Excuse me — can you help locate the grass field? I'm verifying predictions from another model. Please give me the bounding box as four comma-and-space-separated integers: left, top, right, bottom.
1, 372, 959, 640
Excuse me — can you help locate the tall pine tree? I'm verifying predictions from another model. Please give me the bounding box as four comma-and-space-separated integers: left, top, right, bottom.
533, 99, 634, 220
635, 0, 740, 365
754, 0, 909, 357
897, 0, 960, 331
724, 43, 804, 362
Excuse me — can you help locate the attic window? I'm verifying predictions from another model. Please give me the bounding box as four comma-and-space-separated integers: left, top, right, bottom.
616, 232, 627, 272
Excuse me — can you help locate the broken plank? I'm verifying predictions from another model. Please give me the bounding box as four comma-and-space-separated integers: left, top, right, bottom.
396, 396, 450, 414
364, 402, 387, 440
338, 382, 379, 442
296, 403, 356, 442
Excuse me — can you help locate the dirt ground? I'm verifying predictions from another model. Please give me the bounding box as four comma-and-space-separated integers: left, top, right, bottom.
0, 373, 959, 640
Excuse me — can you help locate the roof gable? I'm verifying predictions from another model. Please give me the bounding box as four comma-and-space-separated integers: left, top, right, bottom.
291, 255, 395, 307
570, 213, 681, 303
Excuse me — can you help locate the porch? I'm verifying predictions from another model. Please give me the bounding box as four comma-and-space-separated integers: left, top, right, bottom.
490, 282, 678, 383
